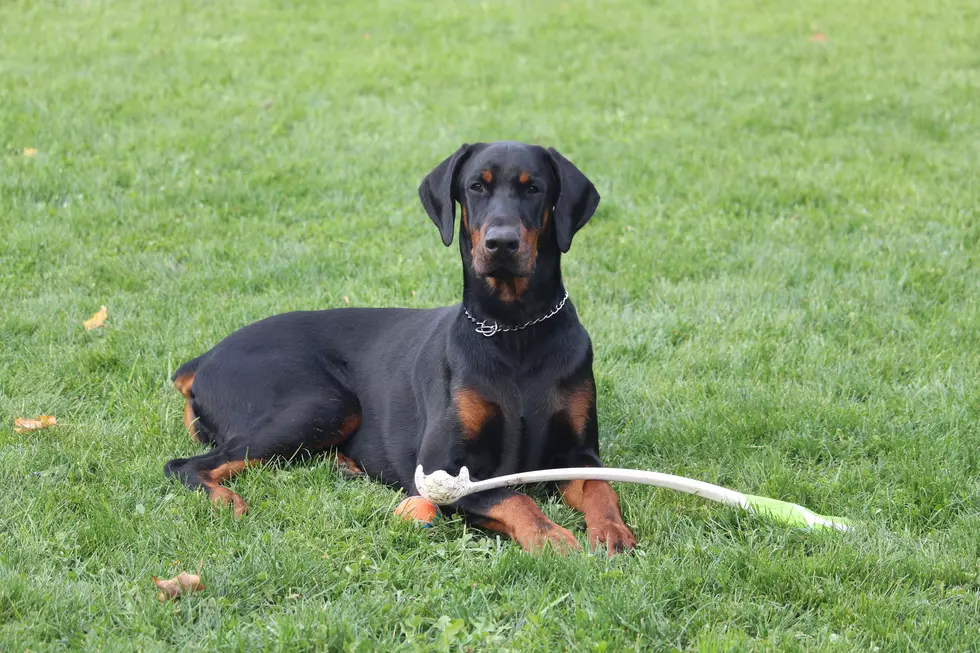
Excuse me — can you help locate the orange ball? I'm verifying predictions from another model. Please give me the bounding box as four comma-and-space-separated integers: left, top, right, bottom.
394, 496, 441, 526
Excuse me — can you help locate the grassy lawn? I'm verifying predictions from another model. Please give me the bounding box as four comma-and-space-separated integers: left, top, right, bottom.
2, 0, 979, 649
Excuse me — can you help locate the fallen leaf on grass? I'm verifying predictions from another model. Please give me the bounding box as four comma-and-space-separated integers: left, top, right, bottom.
14, 415, 57, 433
153, 571, 205, 601
83, 305, 108, 330
343, 296, 350, 304
23, 147, 38, 156
808, 32, 827, 42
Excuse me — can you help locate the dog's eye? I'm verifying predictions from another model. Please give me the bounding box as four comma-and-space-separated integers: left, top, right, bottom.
469, 182, 485, 193
526, 185, 539, 195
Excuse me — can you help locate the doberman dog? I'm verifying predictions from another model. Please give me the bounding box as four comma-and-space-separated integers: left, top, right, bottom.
165, 141, 636, 555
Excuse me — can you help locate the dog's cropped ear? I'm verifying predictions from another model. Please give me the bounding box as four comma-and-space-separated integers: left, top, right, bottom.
547, 148, 601, 253
419, 144, 473, 247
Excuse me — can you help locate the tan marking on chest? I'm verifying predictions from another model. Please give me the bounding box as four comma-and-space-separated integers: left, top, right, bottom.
560, 479, 621, 523
561, 380, 594, 435
454, 388, 499, 440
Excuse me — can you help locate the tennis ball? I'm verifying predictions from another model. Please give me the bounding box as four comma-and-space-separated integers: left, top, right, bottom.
394, 496, 441, 526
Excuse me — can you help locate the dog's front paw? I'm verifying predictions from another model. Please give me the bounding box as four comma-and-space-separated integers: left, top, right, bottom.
519, 523, 582, 555
587, 520, 636, 556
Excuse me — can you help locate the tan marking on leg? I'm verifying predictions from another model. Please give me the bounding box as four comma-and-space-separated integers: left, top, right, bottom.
340, 413, 361, 438
203, 459, 260, 518
560, 479, 636, 555
331, 452, 364, 477
208, 460, 252, 483
454, 388, 498, 441
173, 372, 195, 398
482, 494, 580, 553
562, 380, 594, 435
175, 373, 199, 441
560, 480, 621, 524
183, 401, 200, 443
310, 412, 362, 451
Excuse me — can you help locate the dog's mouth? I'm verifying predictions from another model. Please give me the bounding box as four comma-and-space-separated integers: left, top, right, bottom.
475, 257, 533, 280
485, 262, 529, 278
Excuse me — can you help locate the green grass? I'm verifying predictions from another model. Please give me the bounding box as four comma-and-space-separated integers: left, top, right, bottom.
2, 0, 979, 649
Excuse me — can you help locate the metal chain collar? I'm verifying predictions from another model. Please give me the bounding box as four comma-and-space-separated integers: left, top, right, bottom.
463, 291, 570, 337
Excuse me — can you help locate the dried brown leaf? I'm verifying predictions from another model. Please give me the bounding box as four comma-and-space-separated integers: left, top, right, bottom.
83, 305, 108, 330
14, 415, 57, 433
153, 571, 205, 601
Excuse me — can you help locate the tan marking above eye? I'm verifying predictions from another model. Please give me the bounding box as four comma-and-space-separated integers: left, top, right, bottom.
481, 170, 493, 184
519, 171, 531, 184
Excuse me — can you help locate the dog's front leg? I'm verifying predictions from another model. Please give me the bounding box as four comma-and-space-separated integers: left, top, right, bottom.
558, 479, 636, 556
453, 488, 580, 554
551, 373, 636, 555
414, 429, 579, 554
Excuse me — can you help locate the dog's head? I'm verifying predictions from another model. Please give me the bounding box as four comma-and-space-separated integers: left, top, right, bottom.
419, 141, 599, 301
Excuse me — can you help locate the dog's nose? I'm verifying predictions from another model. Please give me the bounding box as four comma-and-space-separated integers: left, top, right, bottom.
484, 226, 520, 255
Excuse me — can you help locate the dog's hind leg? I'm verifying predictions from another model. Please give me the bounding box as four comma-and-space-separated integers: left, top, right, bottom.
164, 448, 258, 517
164, 392, 361, 517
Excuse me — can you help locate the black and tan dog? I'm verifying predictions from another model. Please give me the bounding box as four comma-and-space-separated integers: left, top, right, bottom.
166, 141, 636, 555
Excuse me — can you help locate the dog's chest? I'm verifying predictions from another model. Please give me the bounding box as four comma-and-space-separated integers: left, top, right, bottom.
457, 372, 588, 476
